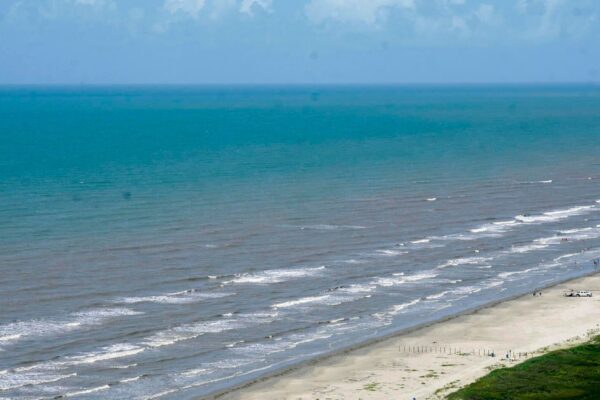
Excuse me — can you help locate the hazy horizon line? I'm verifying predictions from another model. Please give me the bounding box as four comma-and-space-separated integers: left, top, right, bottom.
1, 81, 599, 88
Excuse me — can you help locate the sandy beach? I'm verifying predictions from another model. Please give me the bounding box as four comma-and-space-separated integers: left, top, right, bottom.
215, 273, 600, 400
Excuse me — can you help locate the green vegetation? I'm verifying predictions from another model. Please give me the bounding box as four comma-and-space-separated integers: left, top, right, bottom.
447, 336, 600, 400
421, 370, 440, 379
435, 380, 461, 397
363, 382, 380, 391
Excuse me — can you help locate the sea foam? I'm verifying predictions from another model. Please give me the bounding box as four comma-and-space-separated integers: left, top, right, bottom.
515, 205, 595, 223
226, 266, 326, 284
0, 308, 142, 346
438, 256, 492, 269
117, 291, 233, 304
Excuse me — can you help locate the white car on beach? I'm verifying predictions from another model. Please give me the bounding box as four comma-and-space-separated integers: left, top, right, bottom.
564, 290, 592, 297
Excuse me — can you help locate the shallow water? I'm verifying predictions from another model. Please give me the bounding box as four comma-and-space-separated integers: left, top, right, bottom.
1, 85, 600, 399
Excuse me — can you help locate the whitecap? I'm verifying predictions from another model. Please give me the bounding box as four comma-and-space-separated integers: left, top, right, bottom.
272, 295, 339, 309
225, 340, 245, 348
516, 205, 595, 224
451, 286, 482, 296
112, 363, 138, 369
371, 271, 437, 287
558, 227, 600, 241
117, 291, 233, 305
0, 334, 22, 344
425, 291, 449, 300
438, 232, 482, 241
553, 253, 581, 262
482, 279, 504, 289
64, 384, 110, 397
271, 281, 379, 310
374, 249, 407, 257
338, 283, 377, 294
120, 376, 142, 383
560, 227, 593, 234
470, 220, 517, 234
67, 343, 145, 365
389, 299, 421, 314
343, 258, 365, 264
498, 268, 537, 279
438, 256, 492, 269
226, 266, 326, 285
426, 197, 437, 202
143, 311, 278, 348
0, 372, 77, 391
232, 328, 334, 358
142, 330, 203, 348
373, 299, 421, 320
508, 243, 549, 254
517, 179, 552, 184
0, 308, 142, 346
203, 358, 258, 370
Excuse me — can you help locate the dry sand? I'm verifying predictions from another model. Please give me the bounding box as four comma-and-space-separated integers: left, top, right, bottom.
215, 273, 600, 400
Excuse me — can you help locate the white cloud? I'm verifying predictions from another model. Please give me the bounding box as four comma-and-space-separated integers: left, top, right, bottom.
164, 0, 206, 18
69, 0, 114, 8
450, 15, 468, 34
161, 0, 270, 19
240, 0, 272, 15
2, 0, 116, 22
475, 3, 494, 24
512, 0, 598, 41
536, 0, 568, 38
4, 0, 598, 45
302, 0, 600, 44
305, 0, 415, 26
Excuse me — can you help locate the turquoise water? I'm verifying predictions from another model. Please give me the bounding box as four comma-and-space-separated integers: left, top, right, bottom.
1, 85, 600, 399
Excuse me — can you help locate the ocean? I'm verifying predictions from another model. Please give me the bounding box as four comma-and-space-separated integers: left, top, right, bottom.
1, 85, 600, 399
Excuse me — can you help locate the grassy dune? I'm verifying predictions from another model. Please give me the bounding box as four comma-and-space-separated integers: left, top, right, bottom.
447, 336, 600, 400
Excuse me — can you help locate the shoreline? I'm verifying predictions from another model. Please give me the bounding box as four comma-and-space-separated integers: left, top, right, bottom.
205, 268, 600, 400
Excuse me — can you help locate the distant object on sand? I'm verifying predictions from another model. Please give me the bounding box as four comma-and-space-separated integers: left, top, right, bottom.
564, 290, 592, 297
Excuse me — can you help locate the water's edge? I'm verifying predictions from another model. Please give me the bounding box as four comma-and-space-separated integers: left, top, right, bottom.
205, 268, 600, 399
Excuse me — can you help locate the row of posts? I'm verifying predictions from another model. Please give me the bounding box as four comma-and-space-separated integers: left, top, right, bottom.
398, 345, 531, 359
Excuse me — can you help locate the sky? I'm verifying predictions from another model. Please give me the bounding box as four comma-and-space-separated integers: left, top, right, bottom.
0, 0, 599, 84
